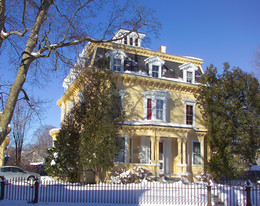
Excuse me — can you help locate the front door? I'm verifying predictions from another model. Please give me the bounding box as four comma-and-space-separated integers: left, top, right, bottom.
159, 141, 164, 174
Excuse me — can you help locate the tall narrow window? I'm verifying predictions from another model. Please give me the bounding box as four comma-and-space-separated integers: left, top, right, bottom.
156, 99, 163, 120
147, 98, 152, 120
124, 36, 127, 44
186, 105, 193, 125
187, 71, 193, 83
113, 58, 121, 72
130, 37, 133, 46
135, 38, 138, 46
192, 141, 201, 165
152, 65, 159, 78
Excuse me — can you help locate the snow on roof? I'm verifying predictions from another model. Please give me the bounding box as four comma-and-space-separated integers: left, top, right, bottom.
184, 56, 204, 61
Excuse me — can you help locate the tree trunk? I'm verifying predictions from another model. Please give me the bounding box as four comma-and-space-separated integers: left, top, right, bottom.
0, 0, 5, 49
94, 168, 101, 184
0, 0, 52, 145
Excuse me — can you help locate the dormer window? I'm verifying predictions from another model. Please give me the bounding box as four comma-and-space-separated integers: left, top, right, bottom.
179, 63, 198, 84
187, 71, 193, 83
135, 38, 138, 47
152, 65, 159, 78
130, 37, 133, 46
106, 49, 127, 72
124, 36, 127, 44
112, 29, 146, 47
144, 56, 165, 78
113, 58, 121, 72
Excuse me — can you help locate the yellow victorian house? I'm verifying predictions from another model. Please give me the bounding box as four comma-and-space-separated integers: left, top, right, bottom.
51, 29, 207, 181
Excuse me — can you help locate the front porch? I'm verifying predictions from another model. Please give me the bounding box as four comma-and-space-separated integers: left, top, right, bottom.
118, 125, 207, 181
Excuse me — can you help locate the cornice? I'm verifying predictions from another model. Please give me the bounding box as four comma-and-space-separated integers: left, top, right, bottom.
113, 72, 200, 94
92, 42, 204, 69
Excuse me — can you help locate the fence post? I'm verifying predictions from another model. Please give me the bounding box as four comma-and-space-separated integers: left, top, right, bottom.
245, 180, 252, 206
33, 178, 40, 204
207, 181, 212, 206
0, 176, 5, 200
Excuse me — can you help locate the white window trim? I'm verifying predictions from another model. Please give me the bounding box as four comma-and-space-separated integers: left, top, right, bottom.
192, 140, 202, 165
144, 56, 165, 78
142, 90, 170, 122
106, 49, 127, 72
114, 135, 127, 163
179, 62, 198, 84
183, 98, 196, 126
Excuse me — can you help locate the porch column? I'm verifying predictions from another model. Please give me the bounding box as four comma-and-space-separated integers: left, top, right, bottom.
150, 136, 155, 164
183, 139, 187, 165
177, 138, 182, 165
155, 136, 160, 175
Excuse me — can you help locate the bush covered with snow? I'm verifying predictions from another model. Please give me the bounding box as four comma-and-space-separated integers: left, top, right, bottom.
106, 166, 156, 184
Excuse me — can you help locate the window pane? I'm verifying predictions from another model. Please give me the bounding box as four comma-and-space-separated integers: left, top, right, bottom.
186, 105, 193, 125
135, 38, 138, 46
156, 99, 163, 120
187, 71, 193, 83
193, 142, 201, 165
147, 99, 152, 120
124, 36, 127, 44
114, 58, 121, 72
152, 65, 159, 77
130, 37, 133, 46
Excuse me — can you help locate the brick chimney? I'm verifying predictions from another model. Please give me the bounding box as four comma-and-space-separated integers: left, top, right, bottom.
159, 46, 166, 53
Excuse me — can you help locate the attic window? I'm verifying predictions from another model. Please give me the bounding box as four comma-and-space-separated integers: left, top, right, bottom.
187, 71, 193, 83
130, 37, 133, 46
106, 49, 127, 72
179, 63, 199, 84
135, 38, 138, 46
144, 56, 165, 78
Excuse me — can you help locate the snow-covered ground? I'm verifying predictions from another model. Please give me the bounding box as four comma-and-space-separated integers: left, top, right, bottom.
0, 176, 259, 206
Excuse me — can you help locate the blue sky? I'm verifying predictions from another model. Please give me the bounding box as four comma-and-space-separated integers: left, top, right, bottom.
1, 0, 260, 143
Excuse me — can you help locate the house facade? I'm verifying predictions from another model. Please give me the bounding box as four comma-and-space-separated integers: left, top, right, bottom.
51, 29, 208, 181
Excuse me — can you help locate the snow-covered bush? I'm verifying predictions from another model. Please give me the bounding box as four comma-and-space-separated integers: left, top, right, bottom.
106, 166, 156, 184
195, 172, 213, 183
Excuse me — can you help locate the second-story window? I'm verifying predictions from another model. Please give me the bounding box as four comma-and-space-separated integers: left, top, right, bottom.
183, 99, 196, 126
156, 99, 163, 120
147, 98, 152, 120
143, 90, 170, 122
124, 36, 127, 44
186, 105, 193, 125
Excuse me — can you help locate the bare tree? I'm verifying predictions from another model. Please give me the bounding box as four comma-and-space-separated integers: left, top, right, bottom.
10, 98, 44, 166
30, 125, 54, 162
0, 0, 160, 145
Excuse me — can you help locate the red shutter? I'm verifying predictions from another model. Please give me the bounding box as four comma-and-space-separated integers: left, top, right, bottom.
147, 99, 152, 120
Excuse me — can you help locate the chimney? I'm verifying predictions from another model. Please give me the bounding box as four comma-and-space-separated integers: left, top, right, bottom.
159, 46, 166, 53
